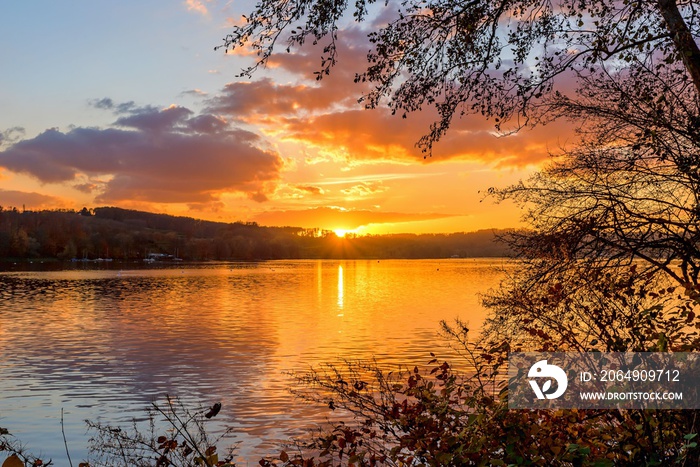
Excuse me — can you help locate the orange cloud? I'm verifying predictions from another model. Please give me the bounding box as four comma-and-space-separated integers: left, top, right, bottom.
210, 25, 580, 167
184, 0, 210, 15
340, 182, 388, 197
254, 206, 453, 230
275, 107, 575, 166
0, 189, 68, 210
225, 16, 246, 27
208, 73, 576, 167
294, 185, 325, 195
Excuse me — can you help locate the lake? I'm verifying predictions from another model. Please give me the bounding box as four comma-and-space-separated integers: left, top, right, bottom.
0, 259, 507, 464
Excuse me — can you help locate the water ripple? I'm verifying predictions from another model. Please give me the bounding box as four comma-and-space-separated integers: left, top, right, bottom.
0, 259, 505, 463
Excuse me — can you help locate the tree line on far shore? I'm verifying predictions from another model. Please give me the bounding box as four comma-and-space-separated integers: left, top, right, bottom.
0, 206, 512, 261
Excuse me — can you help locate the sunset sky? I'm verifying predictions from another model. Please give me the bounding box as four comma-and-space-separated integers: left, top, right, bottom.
0, 1, 570, 234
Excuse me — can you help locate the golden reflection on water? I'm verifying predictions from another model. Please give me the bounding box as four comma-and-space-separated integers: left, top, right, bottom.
337, 264, 344, 310
0, 259, 509, 464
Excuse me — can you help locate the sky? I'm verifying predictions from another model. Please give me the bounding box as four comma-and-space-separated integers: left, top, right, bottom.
0, 1, 566, 235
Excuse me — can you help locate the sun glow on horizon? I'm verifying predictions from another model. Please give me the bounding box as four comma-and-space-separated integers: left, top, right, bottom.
0, 4, 532, 238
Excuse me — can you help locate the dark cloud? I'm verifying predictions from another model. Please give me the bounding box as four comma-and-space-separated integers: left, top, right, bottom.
0, 127, 26, 147
206, 78, 346, 120
113, 104, 228, 135
0, 105, 283, 204
91, 97, 116, 110
73, 182, 99, 194
115, 105, 193, 132
89, 98, 137, 114
185, 114, 228, 134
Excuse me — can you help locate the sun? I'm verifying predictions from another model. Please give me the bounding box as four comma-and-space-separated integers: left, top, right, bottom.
333, 227, 365, 238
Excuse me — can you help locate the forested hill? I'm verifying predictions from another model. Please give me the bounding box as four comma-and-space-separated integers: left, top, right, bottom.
0, 206, 513, 261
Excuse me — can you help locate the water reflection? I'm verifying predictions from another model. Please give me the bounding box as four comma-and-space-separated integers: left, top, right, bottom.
0, 259, 507, 464
337, 265, 344, 309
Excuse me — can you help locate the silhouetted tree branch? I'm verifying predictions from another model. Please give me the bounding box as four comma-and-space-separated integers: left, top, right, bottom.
221, 0, 700, 153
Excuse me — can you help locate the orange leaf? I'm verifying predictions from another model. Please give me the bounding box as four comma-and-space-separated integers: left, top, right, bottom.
2, 455, 23, 467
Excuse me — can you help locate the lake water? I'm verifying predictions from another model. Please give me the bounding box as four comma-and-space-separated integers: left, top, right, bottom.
0, 259, 507, 464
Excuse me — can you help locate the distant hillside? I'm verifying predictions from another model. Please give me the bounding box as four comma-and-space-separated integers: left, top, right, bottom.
0, 206, 514, 261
